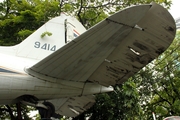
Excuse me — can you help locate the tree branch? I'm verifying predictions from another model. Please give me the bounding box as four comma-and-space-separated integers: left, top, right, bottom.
5, 0, 10, 17
59, 0, 64, 15
153, 90, 172, 106
5, 105, 15, 120
77, 0, 83, 25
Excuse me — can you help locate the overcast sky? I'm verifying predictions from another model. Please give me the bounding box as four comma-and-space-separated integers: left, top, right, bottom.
169, 0, 180, 19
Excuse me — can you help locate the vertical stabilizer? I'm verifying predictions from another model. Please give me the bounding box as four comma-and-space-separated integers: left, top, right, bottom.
0, 14, 86, 61
16, 14, 86, 60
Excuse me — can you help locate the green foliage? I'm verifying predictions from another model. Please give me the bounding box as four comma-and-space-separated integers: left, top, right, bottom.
75, 80, 142, 120
132, 31, 180, 119
0, 0, 172, 45
0, 0, 60, 45
41, 31, 52, 38
18, 29, 33, 39
150, 32, 180, 119
0, 104, 35, 120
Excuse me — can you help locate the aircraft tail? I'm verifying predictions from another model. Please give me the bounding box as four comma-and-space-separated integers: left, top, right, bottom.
0, 14, 86, 60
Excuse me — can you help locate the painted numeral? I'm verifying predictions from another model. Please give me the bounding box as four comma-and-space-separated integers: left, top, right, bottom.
34, 42, 56, 51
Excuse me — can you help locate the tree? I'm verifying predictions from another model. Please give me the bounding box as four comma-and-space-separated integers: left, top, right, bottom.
0, 104, 34, 120
0, 0, 173, 119
0, 0, 172, 45
148, 31, 180, 119
86, 80, 142, 120
130, 31, 180, 120
0, 0, 61, 45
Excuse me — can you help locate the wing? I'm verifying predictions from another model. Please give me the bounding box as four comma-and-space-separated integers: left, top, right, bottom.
47, 95, 95, 117
26, 2, 176, 86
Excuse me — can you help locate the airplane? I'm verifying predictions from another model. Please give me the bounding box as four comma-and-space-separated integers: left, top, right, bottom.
0, 2, 176, 119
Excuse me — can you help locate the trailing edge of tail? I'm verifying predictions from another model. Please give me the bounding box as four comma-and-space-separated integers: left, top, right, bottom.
0, 13, 86, 60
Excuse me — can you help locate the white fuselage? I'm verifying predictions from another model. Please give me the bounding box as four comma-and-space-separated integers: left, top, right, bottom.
0, 52, 113, 105
0, 14, 114, 105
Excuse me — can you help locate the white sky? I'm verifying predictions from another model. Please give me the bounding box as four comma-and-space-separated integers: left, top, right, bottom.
169, 0, 180, 19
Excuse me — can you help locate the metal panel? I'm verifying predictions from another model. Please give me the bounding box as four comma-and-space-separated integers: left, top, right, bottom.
88, 2, 176, 86
48, 95, 95, 117
27, 4, 152, 83
26, 3, 175, 87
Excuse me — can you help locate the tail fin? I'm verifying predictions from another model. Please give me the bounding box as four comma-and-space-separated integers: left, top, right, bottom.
0, 14, 86, 60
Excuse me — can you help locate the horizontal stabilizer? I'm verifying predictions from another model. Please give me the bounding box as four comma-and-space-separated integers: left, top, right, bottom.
26, 2, 176, 86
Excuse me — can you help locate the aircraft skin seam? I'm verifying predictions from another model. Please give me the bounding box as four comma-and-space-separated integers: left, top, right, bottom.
106, 18, 135, 28
106, 18, 145, 31
81, 82, 88, 96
